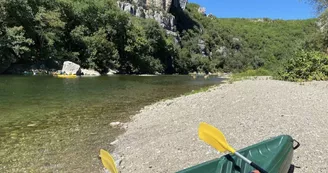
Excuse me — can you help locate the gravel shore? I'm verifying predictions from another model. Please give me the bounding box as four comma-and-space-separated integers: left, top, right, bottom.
113, 78, 328, 173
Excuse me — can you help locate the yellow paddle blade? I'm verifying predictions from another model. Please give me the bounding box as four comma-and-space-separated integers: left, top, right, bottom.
198, 122, 236, 153
99, 149, 118, 173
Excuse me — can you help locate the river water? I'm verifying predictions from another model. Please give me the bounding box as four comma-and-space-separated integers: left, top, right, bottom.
0, 75, 224, 172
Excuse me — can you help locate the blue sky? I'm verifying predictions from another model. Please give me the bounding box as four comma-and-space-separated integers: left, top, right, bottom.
188, 0, 317, 20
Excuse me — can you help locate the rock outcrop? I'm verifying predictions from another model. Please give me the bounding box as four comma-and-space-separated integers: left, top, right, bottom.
145, 0, 172, 11
117, 0, 188, 32
131, 0, 188, 12
81, 69, 101, 76
61, 61, 81, 75
317, 17, 328, 32
107, 68, 118, 75
177, 0, 188, 9
118, 1, 176, 31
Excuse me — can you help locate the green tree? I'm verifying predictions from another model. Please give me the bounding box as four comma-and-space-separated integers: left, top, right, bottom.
0, 26, 33, 72
35, 6, 65, 59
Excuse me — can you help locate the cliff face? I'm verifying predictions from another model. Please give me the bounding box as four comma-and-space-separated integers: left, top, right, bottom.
132, 0, 188, 12
118, 0, 188, 32
145, 0, 172, 11
118, 1, 176, 31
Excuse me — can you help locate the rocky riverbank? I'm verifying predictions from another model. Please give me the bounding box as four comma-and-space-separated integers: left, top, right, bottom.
110, 77, 328, 173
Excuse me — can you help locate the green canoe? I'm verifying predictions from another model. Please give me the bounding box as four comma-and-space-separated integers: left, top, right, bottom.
177, 135, 298, 173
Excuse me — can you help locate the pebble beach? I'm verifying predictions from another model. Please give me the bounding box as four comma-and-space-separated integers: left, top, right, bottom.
112, 78, 328, 173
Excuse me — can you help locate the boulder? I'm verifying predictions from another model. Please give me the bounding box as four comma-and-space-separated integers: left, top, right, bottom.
62, 61, 81, 75
107, 68, 118, 75
81, 69, 101, 76
110, 122, 121, 128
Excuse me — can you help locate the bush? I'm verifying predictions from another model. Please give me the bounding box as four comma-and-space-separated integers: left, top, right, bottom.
277, 50, 328, 82
231, 68, 272, 80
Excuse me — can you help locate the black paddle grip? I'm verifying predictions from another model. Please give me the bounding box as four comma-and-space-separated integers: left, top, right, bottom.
250, 162, 268, 173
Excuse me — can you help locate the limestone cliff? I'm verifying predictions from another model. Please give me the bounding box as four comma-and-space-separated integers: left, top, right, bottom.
132, 0, 187, 12
118, 0, 188, 32
118, 1, 176, 31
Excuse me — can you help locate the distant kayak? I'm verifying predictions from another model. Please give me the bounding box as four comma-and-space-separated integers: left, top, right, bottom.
55, 74, 78, 79
177, 135, 299, 173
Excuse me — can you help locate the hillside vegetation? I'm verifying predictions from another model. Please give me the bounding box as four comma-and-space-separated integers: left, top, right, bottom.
179, 4, 317, 74
0, 1, 319, 75
0, 0, 176, 74
276, 1, 328, 81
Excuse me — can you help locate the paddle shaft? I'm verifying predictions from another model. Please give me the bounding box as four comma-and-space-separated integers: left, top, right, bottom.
235, 152, 268, 173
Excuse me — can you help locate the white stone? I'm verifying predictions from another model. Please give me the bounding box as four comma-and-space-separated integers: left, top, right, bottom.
107, 69, 118, 75
27, 124, 36, 127
110, 122, 121, 128
81, 69, 101, 76
110, 139, 119, 146
62, 61, 80, 75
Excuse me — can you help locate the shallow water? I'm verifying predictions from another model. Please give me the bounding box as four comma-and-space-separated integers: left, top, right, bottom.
0, 75, 224, 172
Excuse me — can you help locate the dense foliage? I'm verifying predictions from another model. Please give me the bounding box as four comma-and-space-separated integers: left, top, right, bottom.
0, 0, 176, 74
0, 1, 318, 75
276, 0, 328, 81
277, 50, 328, 81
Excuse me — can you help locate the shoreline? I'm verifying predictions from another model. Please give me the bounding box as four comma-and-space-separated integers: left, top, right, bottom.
109, 77, 328, 173
107, 80, 227, 168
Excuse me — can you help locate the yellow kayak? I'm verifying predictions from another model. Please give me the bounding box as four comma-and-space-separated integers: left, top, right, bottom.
56, 74, 78, 78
